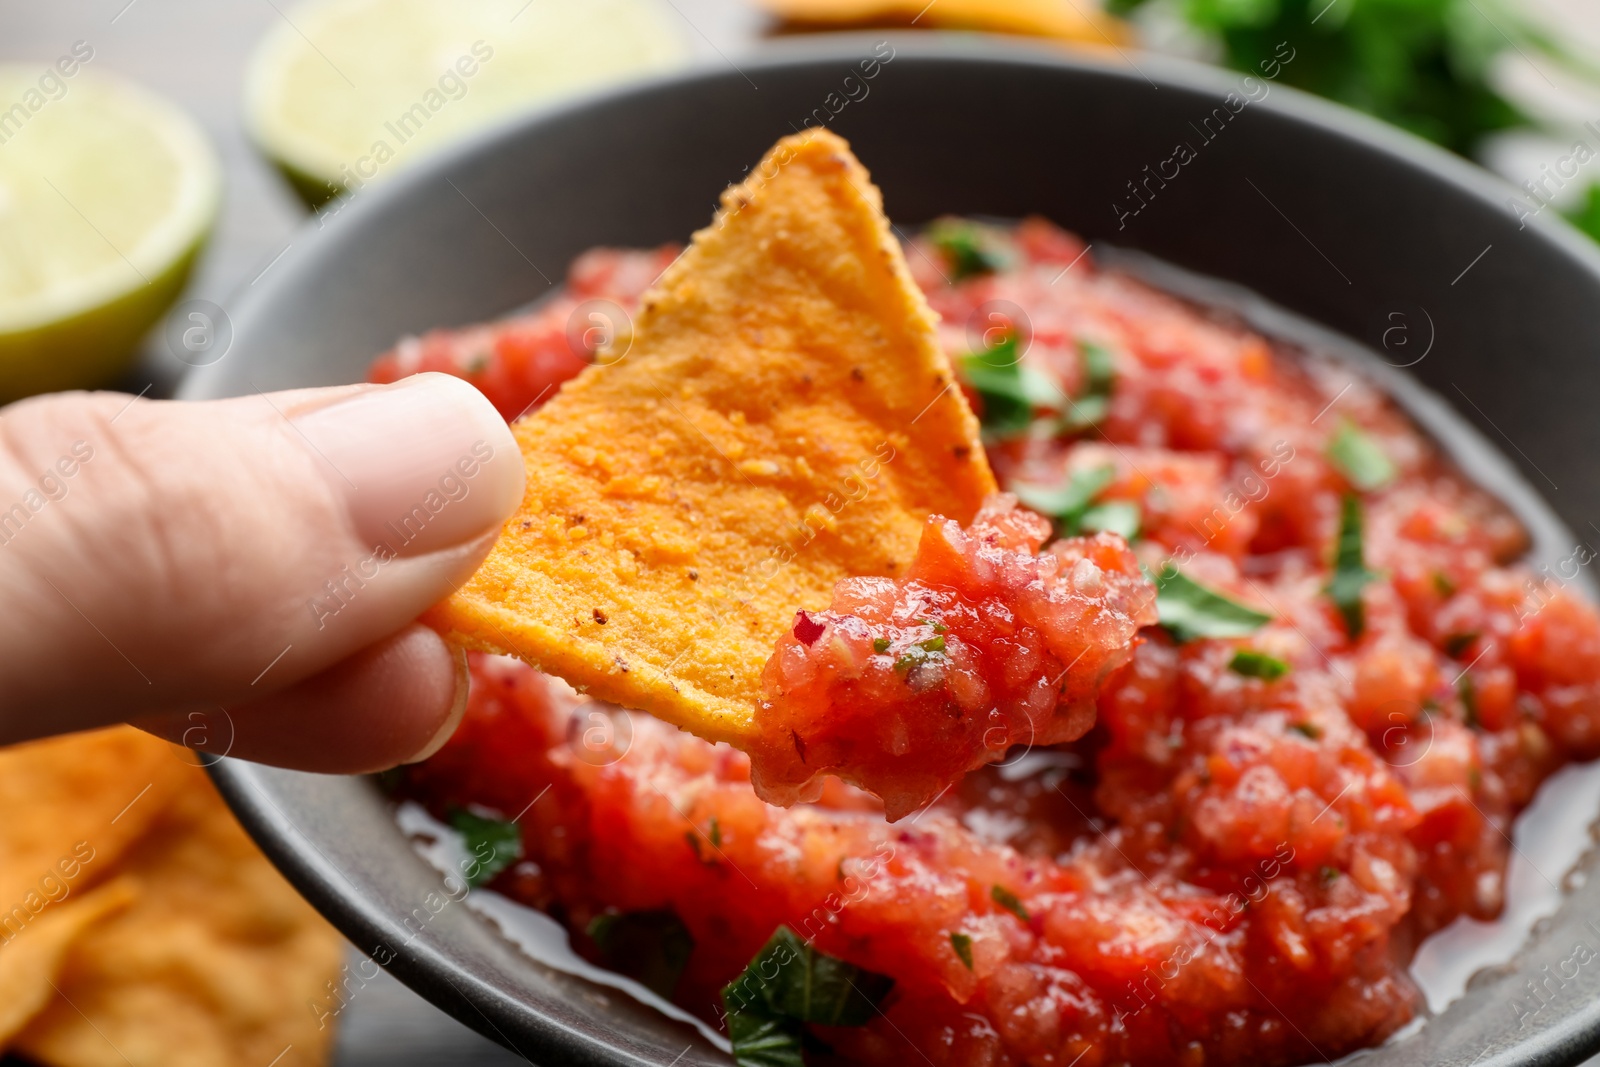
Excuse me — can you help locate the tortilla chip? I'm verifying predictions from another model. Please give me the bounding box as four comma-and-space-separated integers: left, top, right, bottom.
757, 0, 1128, 43
15, 768, 346, 1067
0, 878, 135, 1045
0, 728, 189, 910
429, 128, 995, 743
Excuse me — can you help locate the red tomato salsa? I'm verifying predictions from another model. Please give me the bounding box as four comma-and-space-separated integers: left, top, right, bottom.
754, 498, 1156, 820
380, 219, 1600, 1067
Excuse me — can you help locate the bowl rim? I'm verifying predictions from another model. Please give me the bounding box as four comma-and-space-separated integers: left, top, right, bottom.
202, 31, 1600, 1067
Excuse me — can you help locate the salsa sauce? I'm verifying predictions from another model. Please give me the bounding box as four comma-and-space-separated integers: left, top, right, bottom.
753, 499, 1157, 821
381, 219, 1600, 1067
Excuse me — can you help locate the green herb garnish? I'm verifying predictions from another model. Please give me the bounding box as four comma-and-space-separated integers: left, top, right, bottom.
929, 219, 1005, 280
872, 637, 890, 654
1326, 495, 1378, 639
1568, 184, 1600, 245
1013, 465, 1115, 536
1080, 340, 1116, 396
1229, 649, 1290, 681
587, 910, 694, 999
893, 646, 939, 673
1102, 0, 1540, 158
721, 927, 893, 1067
1320, 866, 1341, 885
1056, 340, 1118, 433
919, 635, 946, 653
1433, 571, 1457, 597
1289, 721, 1322, 740
709, 817, 723, 849
1443, 632, 1478, 658
1079, 499, 1142, 541
1327, 421, 1397, 492
725, 1011, 805, 1067
449, 808, 523, 889
1460, 674, 1480, 730
950, 932, 974, 970
959, 335, 1064, 438
990, 884, 1030, 922
1058, 392, 1110, 433
1153, 566, 1272, 642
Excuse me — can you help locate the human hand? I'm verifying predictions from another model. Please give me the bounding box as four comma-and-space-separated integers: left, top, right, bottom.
0, 373, 524, 773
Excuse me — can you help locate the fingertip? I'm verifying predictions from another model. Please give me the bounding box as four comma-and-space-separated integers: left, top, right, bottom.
404, 639, 470, 765
288, 373, 526, 559
145, 624, 468, 775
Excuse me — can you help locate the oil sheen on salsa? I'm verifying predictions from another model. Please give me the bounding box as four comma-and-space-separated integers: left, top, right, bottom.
380, 220, 1600, 1067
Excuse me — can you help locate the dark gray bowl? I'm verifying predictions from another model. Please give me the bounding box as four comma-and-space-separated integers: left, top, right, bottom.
188, 34, 1600, 1067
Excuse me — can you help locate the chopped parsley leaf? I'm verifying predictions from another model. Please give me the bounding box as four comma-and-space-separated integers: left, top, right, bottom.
1229, 649, 1290, 681
990, 884, 1030, 922
1460, 674, 1480, 730
1080, 499, 1142, 541
1080, 340, 1117, 396
721, 927, 893, 1067
449, 808, 523, 889
928, 219, 1005, 280
587, 910, 694, 999
894, 646, 939, 673
1326, 495, 1378, 639
1153, 565, 1272, 642
959, 335, 1064, 438
1013, 465, 1115, 536
950, 932, 974, 970
1326, 421, 1397, 491
1058, 391, 1110, 433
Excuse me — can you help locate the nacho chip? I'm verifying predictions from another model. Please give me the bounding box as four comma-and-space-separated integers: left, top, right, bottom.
429, 128, 995, 744
756, 0, 1128, 43
16, 764, 346, 1067
0, 878, 135, 1045
0, 728, 189, 911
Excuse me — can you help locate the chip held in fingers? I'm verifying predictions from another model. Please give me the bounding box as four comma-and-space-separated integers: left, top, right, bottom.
427, 128, 997, 749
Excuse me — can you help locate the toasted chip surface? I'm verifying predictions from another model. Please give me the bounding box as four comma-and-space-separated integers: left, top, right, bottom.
0, 878, 135, 1046
429, 129, 995, 742
0, 729, 188, 910
754, 0, 1127, 42
16, 750, 345, 1067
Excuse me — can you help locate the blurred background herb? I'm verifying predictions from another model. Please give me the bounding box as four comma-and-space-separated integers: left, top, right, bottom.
1108, 0, 1600, 237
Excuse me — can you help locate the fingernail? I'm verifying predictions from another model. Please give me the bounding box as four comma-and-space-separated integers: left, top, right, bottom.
291, 374, 524, 557
406, 643, 470, 764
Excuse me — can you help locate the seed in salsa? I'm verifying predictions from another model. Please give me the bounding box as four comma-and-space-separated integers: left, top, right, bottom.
754, 494, 1156, 819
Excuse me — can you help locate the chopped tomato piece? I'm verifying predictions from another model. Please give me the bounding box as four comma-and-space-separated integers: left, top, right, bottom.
754, 495, 1155, 818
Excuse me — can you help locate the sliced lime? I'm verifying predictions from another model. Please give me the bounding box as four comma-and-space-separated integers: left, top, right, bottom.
0, 68, 220, 401
245, 0, 691, 206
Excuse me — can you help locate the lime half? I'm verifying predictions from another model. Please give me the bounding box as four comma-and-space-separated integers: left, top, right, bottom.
0, 68, 220, 401
245, 0, 691, 207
